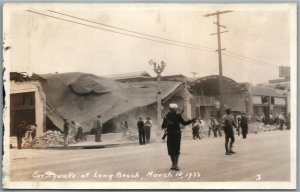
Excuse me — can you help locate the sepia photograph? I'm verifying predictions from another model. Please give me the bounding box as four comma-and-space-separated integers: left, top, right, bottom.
2, 3, 297, 189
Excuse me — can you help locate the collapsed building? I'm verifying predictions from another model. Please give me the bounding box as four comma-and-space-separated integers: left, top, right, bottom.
9, 72, 186, 136
9, 71, 289, 138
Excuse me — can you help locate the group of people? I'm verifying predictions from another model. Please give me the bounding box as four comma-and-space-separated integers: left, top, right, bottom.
161, 103, 251, 171
63, 115, 102, 147
256, 112, 289, 130
16, 121, 37, 149
137, 117, 153, 145
63, 118, 87, 147
191, 111, 249, 141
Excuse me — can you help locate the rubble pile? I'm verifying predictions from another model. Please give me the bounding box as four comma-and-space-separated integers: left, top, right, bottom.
23, 130, 76, 148
248, 122, 279, 133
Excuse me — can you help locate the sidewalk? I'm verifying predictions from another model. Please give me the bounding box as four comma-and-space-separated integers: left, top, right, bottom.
66, 133, 137, 149
11, 133, 138, 150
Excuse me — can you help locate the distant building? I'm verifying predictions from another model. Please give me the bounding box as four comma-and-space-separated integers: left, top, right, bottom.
249, 85, 287, 117
189, 75, 249, 119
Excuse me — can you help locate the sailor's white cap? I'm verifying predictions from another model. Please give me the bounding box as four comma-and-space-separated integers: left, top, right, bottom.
169, 103, 178, 109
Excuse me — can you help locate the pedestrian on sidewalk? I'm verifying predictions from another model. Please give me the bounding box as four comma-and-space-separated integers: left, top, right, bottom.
137, 117, 145, 145
208, 116, 216, 137
94, 115, 103, 142
192, 118, 201, 140
30, 124, 37, 140
240, 112, 248, 139
122, 120, 129, 138
209, 116, 222, 137
278, 112, 285, 130
162, 103, 196, 171
286, 112, 290, 130
71, 121, 81, 140
17, 121, 27, 149
269, 113, 274, 125
236, 114, 241, 136
63, 119, 69, 147
222, 107, 237, 155
144, 117, 152, 144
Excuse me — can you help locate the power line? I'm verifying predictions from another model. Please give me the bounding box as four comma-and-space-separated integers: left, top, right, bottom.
49, 10, 281, 68
222, 52, 278, 69
27, 10, 216, 54
48, 10, 216, 52
27, 10, 280, 70
224, 50, 278, 67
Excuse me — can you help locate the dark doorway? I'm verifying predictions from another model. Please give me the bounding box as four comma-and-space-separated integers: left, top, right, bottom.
10, 92, 36, 136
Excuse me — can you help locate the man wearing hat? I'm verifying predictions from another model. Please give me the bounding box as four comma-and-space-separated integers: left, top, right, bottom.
94, 115, 103, 142
162, 103, 196, 170
222, 107, 237, 155
63, 118, 69, 147
240, 112, 248, 139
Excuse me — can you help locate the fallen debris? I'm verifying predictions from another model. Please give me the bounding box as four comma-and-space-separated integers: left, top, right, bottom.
23, 130, 76, 148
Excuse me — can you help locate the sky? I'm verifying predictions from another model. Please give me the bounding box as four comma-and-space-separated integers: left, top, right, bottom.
5, 4, 296, 84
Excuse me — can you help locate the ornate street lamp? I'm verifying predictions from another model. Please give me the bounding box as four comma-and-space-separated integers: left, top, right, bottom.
149, 59, 166, 129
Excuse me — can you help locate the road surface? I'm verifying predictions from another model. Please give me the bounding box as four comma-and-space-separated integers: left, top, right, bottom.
10, 130, 290, 182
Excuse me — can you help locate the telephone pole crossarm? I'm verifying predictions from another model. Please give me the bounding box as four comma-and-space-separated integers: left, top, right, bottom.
210, 30, 229, 35
203, 10, 233, 17
213, 22, 227, 28
203, 10, 232, 117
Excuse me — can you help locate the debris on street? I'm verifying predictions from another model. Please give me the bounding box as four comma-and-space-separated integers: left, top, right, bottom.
23, 130, 76, 148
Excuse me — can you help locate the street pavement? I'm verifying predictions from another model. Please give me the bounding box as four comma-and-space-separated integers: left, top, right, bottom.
10, 130, 290, 182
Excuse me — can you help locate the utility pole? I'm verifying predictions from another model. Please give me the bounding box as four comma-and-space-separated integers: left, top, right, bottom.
204, 10, 232, 116
149, 59, 166, 129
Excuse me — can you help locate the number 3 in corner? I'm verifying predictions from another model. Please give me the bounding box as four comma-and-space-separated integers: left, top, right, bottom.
256, 174, 261, 181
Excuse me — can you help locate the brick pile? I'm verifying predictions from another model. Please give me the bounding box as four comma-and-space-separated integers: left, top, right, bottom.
23, 130, 76, 148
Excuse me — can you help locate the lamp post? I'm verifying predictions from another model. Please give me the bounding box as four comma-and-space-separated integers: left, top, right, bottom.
149, 59, 166, 129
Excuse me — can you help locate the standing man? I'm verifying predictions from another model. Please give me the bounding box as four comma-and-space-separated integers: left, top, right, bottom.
236, 114, 241, 136
144, 117, 152, 144
122, 120, 129, 138
222, 108, 237, 155
286, 112, 291, 130
94, 115, 103, 142
278, 112, 285, 130
208, 116, 221, 137
240, 112, 249, 139
70, 121, 81, 139
31, 124, 37, 140
269, 113, 274, 125
162, 103, 195, 171
192, 118, 201, 140
208, 116, 216, 137
63, 119, 69, 147
137, 117, 145, 145
17, 121, 27, 149
71, 121, 82, 142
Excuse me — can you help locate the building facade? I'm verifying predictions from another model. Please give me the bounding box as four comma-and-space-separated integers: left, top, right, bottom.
250, 85, 287, 118
10, 81, 46, 137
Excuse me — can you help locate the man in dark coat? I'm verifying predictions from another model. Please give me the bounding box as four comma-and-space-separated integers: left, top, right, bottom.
240, 112, 248, 139
162, 103, 195, 171
94, 115, 103, 142
17, 121, 27, 149
222, 107, 237, 155
63, 119, 69, 147
144, 117, 152, 144
137, 117, 145, 145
